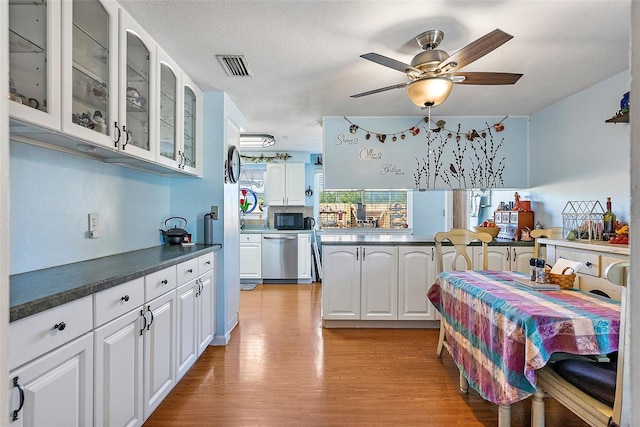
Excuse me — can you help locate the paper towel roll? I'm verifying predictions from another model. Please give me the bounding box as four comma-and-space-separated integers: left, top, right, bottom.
550, 258, 583, 275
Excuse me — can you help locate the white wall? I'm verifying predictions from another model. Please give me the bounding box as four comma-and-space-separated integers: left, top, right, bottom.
527, 71, 630, 229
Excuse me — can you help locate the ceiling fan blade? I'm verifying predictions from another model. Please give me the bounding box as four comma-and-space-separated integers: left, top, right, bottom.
360, 52, 423, 74
453, 72, 523, 85
350, 81, 410, 98
437, 29, 514, 72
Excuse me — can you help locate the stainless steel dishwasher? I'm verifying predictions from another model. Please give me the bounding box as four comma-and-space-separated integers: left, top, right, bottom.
261, 233, 298, 282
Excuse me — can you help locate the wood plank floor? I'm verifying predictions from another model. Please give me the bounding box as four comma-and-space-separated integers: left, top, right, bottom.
144, 283, 588, 426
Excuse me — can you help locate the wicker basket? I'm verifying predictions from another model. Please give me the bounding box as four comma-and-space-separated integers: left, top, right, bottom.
544, 267, 576, 289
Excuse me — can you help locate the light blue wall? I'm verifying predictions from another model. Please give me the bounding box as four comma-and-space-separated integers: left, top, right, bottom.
323, 116, 529, 190
411, 190, 446, 238
9, 141, 170, 274
527, 71, 630, 228
169, 91, 246, 344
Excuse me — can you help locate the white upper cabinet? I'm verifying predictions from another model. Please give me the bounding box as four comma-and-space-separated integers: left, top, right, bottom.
117, 9, 156, 161
266, 163, 305, 206
9, 0, 202, 176
155, 49, 203, 175
180, 73, 203, 176
156, 47, 180, 169
62, 0, 118, 148
9, 0, 62, 129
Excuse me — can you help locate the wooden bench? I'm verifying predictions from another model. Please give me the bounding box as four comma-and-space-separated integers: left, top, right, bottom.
531, 261, 628, 427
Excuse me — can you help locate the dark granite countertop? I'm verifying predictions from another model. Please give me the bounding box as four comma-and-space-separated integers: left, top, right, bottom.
320, 234, 535, 247
10, 243, 222, 322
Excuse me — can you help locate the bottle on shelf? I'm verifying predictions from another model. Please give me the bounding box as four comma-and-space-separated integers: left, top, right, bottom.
603, 197, 617, 241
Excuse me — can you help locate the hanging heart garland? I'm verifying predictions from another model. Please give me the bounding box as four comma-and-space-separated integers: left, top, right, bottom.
343, 116, 509, 143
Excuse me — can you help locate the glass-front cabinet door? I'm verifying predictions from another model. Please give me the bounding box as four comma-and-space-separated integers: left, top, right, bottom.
8, 0, 61, 129
181, 73, 202, 175
156, 48, 180, 169
118, 11, 155, 161
62, 0, 118, 148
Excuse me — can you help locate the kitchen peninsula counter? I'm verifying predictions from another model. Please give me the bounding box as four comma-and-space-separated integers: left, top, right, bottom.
10, 243, 222, 322
320, 234, 535, 246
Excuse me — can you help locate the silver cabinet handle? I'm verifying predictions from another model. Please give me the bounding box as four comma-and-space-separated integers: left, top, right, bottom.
356, 247, 359, 261
362, 247, 366, 261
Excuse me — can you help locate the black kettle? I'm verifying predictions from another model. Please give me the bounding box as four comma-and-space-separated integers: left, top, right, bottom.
304, 217, 315, 229
160, 216, 189, 244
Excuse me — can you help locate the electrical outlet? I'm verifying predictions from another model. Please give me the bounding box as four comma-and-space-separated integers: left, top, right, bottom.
210, 206, 219, 220
89, 213, 99, 232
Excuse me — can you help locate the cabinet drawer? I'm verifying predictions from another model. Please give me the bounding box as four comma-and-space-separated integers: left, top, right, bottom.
241, 234, 261, 243
556, 248, 600, 277
177, 258, 199, 286
94, 277, 145, 327
9, 296, 93, 370
198, 252, 214, 273
145, 265, 177, 301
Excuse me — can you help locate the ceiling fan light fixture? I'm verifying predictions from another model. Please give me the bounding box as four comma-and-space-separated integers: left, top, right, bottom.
406, 77, 453, 107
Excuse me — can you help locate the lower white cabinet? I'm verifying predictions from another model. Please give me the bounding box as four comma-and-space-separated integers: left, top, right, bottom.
240, 234, 262, 280
143, 289, 177, 420
176, 269, 215, 380
473, 245, 536, 274
9, 333, 94, 427
322, 245, 398, 320
94, 308, 144, 427
196, 269, 215, 356
298, 233, 312, 281
361, 246, 398, 320
398, 246, 437, 320
8, 251, 216, 426
322, 246, 361, 320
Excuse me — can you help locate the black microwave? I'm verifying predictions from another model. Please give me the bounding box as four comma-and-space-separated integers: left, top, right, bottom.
274, 212, 304, 230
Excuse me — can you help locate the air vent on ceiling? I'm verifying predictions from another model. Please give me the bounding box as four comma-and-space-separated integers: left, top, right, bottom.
216, 55, 253, 77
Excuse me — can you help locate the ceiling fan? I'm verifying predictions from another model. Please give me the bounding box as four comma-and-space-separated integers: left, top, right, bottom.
351, 28, 523, 107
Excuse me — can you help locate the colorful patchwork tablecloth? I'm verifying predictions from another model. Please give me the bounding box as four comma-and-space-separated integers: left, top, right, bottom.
427, 270, 621, 405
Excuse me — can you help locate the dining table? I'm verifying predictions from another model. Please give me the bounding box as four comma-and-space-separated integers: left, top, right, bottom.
427, 270, 621, 426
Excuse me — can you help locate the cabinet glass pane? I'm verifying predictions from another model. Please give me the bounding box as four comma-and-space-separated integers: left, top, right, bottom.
183, 86, 196, 168
8, 0, 47, 112
160, 64, 177, 160
126, 32, 150, 151
71, 0, 109, 135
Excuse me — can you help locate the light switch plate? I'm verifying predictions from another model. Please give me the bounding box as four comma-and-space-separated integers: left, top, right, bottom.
210, 206, 219, 220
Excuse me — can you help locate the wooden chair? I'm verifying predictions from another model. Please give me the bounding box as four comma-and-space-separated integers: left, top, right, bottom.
433, 228, 493, 393
531, 261, 628, 427
530, 227, 563, 258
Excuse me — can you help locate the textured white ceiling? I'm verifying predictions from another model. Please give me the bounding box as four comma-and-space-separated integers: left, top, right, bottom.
118, 0, 631, 153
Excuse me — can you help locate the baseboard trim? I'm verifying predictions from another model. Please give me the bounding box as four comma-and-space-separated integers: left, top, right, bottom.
322, 319, 439, 329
